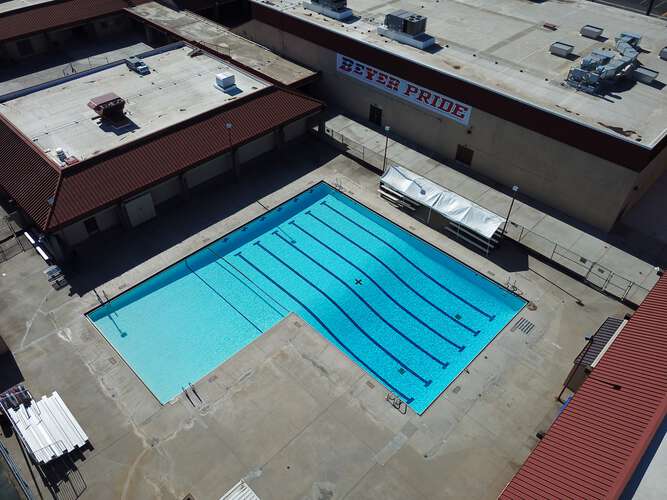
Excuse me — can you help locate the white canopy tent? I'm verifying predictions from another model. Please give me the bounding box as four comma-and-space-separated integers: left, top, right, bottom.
380, 165, 505, 250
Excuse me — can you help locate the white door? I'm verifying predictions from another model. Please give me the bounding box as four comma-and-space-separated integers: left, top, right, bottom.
123, 193, 156, 227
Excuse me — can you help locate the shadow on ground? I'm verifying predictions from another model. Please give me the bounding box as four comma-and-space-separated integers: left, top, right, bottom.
65, 138, 339, 295
0, 352, 23, 395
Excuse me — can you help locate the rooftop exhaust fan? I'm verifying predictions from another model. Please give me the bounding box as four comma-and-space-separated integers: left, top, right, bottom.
87, 93, 126, 123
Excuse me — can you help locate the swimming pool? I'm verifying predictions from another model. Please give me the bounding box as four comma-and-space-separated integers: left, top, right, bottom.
88, 183, 524, 413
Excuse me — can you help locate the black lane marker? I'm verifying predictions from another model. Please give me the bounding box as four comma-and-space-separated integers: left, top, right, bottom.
234, 251, 414, 403
184, 259, 262, 333
273, 230, 450, 367
306, 211, 476, 341
287, 221, 461, 357
206, 247, 288, 317
321, 201, 495, 322
253, 241, 432, 387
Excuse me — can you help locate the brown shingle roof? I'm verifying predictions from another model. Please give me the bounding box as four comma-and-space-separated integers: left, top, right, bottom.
500, 275, 667, 500
0, 87, 323, 231
0, 0, 151, 43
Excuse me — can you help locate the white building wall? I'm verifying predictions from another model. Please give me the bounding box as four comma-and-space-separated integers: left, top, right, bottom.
149, 177, 181, 205
238, 133, 275, 163
60, 221, 89, 246
184, 154, 233, 188
284, 118, 308, 142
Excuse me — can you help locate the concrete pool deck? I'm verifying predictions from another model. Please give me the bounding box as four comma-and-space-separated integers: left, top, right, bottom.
0, 137, 631, 499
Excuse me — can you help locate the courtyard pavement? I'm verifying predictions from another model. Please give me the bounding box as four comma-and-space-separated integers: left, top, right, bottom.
0, 138, 631, 499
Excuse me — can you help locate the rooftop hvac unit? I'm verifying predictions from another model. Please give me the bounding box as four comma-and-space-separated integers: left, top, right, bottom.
303, 0, 353, 20
378, 10, 434, 49
566, 30, 645, 94
311, 0, 348, 11
385, 10, 427, 36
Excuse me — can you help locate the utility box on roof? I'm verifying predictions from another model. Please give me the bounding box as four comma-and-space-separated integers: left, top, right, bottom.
633, 67, 659, 84
550, 42, 574, 58
580, 25, 604, 39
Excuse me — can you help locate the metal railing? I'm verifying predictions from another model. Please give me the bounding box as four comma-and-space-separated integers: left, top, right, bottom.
319, 127, 652, 305
0, 215, 26, 264
0, 442, 35, 500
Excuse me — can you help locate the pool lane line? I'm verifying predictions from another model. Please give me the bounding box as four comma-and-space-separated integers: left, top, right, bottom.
252, 241, 433, 387
305, 211, 479, 338
289, 220, 463, 355
275, 227, 459, 359
205, 247, 288, 317
320, 201, 496, 322
184, 259, 263, 333
233, 251, 415, 403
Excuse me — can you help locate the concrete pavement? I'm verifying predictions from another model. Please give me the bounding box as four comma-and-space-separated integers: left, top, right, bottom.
0, 138, 631, 499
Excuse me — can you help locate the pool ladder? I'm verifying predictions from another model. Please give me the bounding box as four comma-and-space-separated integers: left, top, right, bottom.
182, 383, 204, 408
386, 392, 407, 415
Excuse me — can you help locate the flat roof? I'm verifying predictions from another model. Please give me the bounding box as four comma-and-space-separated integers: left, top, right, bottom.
0, 0, 57, 15
127, 1, 317, 88
256, 0, 667, 147
0, 44, 270, 164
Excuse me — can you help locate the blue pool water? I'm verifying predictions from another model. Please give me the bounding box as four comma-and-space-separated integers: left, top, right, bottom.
88, 183, 524, 413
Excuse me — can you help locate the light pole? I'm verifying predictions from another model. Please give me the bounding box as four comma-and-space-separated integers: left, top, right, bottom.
502, 185, 519, 238
382, 125, 391, 173
225, 122, 233, 146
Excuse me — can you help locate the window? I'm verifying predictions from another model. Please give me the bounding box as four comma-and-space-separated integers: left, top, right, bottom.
455, 145, 474, 166
16, 39, 34, 56
369, 105, 382, 127
84, 217, 100, 235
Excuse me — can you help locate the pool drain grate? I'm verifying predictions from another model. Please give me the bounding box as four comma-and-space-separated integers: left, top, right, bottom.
511, 317, 535, 335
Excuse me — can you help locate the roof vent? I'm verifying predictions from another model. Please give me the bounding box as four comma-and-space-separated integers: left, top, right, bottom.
303, 0, 353, 20
215, 72, 236, 90
87, 93, 126, 123
378, 10, 435, 50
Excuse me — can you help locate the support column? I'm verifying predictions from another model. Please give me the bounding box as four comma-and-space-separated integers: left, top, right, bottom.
119, 202, 132, 230
275, 126, 286, 150
179, 173, 190, 200
232, 149, 241, 180
46, 234, 67, 264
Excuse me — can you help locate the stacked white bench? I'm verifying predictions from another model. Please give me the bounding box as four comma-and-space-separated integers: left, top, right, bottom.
6, 391, 88, 464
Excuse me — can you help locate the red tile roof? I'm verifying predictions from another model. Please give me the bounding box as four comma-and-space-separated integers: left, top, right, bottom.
0, 87, 323, 231
0, 0, 151, 42
500, 275, 667, 500
0, 115, 60, 229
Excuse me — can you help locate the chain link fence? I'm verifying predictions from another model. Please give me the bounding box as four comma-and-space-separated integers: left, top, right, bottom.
320, 127, 652, 305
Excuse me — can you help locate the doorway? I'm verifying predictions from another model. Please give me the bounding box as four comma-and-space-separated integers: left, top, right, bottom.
369, 104, 382, 127
455, 145, 474, 166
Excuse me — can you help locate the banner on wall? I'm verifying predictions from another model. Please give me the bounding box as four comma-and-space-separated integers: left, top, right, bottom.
336, 53, 472, 126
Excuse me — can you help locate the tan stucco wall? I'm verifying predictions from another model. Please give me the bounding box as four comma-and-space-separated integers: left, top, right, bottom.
618, 140, 667, 217
235, 20, 644, 231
